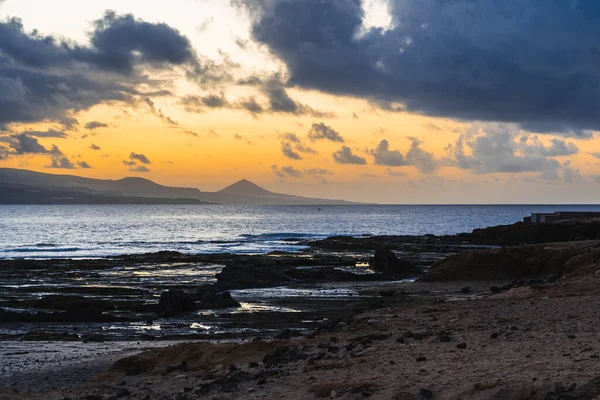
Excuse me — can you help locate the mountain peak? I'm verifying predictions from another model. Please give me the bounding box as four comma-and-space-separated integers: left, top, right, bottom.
219, 179, 273, 196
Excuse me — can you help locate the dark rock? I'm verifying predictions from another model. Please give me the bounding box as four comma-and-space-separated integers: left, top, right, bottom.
275, 329, 304, 340
257, 378, 267, 385
248, 362, 260, 368
115, 388, 131, 398
456, 343, 467, 349
371, 247, 423, 277
490, 332, 499, 339
490, 286, 502, 294
196, 291, 240, 309
419, 388, 434, 399
461, 286, 471, 293
416, 356, 427, 362
158, 289, 196, 316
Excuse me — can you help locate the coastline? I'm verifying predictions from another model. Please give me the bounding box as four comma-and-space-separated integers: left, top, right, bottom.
2, 218, 600, 398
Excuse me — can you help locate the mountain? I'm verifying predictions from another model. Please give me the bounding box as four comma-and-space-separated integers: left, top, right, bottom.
0, 183, 206, 205
219, 179, 273, 197
0, 169, 358, 205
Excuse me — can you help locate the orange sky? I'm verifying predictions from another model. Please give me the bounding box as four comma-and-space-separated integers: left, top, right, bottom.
1, 1, 600, 203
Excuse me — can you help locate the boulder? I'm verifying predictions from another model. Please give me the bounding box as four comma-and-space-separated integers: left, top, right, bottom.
197, 291, 240, 309
370, 248, 423, 277
158, 289, 196, 316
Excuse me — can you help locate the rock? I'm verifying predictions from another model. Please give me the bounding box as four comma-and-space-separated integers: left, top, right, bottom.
461, 286, 471, 293
158, 289, 196, 316
419, 388, 434, 399
115, 388, 131, 398
263, 347, 308, 366
371, 247, 423, 277
275, 329, 304, 339
456, 343, 467, 349
248, 362, 260, 368
196, 291, 240, 309
416, 356, 427, 362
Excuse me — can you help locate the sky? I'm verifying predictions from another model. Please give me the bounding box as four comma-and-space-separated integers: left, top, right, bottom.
1, 0, 600, 204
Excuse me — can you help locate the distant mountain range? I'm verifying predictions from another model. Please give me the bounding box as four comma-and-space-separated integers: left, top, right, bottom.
0, 168, 358, 205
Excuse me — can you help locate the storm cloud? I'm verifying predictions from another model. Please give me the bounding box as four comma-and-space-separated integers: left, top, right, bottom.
240, 0, 600, 136
0, 11, 218, 130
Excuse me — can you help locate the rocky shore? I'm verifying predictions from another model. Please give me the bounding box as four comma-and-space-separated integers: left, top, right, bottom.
3, 218, 600, 399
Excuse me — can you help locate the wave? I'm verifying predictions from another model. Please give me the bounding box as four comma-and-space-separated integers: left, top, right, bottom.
1, 247, 83, 253
238, 233, 326, 241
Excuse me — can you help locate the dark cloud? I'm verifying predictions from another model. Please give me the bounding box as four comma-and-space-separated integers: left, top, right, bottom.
271, 165, 303, 178
19, 129, 68, 138
0, 146, 7, 159
181, 93, 228, 113
333, 146, 367, 165
85, 121, 109, 130
308, 123, 344, 143
122, 160, 137, 166
129, 152, 152, 164
261, 78, 335, 118
78, 161, 92, 169
281, 132, 301, 143
90, 144, 101, 150
0, 12, 226, 129
240, 0, 600, 136
48, 156, 75, 169
237, 96, 264, 117
5, 134, 62, 155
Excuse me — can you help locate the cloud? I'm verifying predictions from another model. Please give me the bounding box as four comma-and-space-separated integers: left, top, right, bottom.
90, 144, 101, 150
370, 139, 409, 167
47, 156, 75, 169
77, 161, 92, 169
85, 121, 109, 130
308, 123, 344, 143
445, 123, 577, 181
0, 12, 228, 129
5, 134, 62, 155
181, 93, 229, 113
237, 96, 264, 117
279, 132, 316, 160
261, 77, 335, 118
271, 165, 304, 179
333, 146, 367, 165
143, 97, 178, 125
405, 137, 437, 173
129, 152, 152, 164
281, 141, 302, 160
19, 129, 68, 138
129, 165, 150, 173
239, 0, 600, 136
305, 168, 332, 176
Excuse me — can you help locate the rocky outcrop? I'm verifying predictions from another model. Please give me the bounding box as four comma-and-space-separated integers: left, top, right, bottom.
424, 241, 600, 281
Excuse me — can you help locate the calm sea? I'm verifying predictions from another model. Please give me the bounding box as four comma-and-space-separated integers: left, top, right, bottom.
1, 204, 599, 259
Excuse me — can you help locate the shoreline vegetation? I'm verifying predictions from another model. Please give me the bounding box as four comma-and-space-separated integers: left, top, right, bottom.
3, 218, 600, 399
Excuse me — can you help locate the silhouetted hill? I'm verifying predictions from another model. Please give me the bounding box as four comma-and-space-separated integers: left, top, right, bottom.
0, 184, 206, 205
219, 179, 273, 197
0, 168, 360, 205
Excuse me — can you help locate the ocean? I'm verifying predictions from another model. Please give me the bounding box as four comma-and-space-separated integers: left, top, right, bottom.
2, 204, 600, 259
